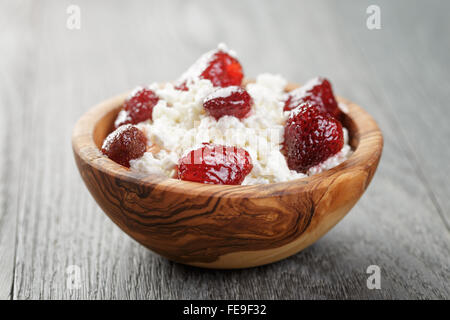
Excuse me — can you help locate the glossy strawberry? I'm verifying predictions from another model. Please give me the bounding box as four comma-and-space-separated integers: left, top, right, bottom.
203, 86, 252, 120
178, 144, 253, 185
284, 77, 341, 119
114, 87, 159, 128
201, 50, 243, 87
101, 125, 147, 167
284, 103, 344, 173
177, 47, 244, 89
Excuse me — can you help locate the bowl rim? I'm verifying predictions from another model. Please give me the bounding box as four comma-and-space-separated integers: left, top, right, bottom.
72, 82, 383, 199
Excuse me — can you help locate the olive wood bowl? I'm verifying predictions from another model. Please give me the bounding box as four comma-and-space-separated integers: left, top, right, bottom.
72, 82, 383, 269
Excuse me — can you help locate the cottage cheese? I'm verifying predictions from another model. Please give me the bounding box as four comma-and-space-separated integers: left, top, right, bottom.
129, 74, 351, 185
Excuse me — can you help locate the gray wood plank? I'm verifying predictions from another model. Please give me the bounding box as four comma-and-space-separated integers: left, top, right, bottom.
329, 0, 450, 228
0, 0, 35, 300
4, 0, 450, 299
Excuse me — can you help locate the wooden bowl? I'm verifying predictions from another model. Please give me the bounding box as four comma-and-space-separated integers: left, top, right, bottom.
72, 82, 383, 269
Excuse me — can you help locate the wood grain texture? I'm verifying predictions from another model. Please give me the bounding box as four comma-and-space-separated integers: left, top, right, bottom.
327, 0, 450, 228
72, 85, 383, 268
0, 1, 35, 300
1, 0, 449, 299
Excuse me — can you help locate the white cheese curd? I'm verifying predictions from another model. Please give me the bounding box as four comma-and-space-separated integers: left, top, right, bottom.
129, 73, 352, 185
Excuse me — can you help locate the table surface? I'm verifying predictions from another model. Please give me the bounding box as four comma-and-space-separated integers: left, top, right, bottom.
1, 0, 449, 300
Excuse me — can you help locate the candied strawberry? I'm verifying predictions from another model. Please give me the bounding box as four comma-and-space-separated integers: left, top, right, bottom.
101, 125, 147, 168
203, 86, 253, 120
284, 103, 344, 173
284, 77, 342, 119
177, 46, 244, 88
114, 87, 159, 128
201, 50, 243, 87
178, 144, 253, 185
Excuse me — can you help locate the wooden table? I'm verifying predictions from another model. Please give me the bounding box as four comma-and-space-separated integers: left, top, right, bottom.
1, 0, 448, 299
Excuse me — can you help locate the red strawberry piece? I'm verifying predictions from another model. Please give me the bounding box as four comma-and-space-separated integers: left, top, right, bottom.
284, 77, 342, 119
203, 86, 253, 120
177, 46, 244, 88
284, 102, 344, 173
114, 87, 159, 128
101, 125, 147, 168
178, 144, 253, 185
201, 50, 243, 87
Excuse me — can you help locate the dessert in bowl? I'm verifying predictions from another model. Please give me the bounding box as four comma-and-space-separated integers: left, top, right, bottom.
72, 44, 383, 268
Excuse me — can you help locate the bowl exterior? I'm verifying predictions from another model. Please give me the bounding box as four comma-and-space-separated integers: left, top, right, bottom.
74, 151, 377, 269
